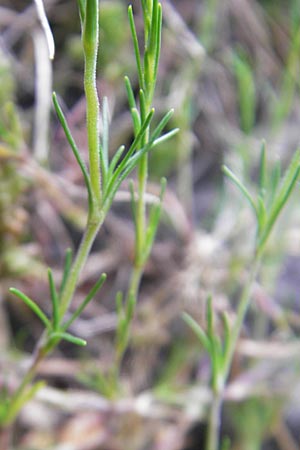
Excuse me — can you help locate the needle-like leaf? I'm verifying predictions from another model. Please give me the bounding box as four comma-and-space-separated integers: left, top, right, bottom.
63, 273, 107, 330
60, 248, 73, 296
9, 288, 50, 329
128, 5, 144, 91
51, 331, 87, 346
182, 312, 210, 353
52, 93, 93, 205
223, 165, 258, 219
48, 268, 59, 330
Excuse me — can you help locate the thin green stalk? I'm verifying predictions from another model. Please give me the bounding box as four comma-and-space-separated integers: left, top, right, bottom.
58, 0, 104, 319
83, 0, 101, 205
114, 265, 142, 369
112, 1, 164, 384
222, 256, 260, 381
127, 264, 143, 301
2, 345, 44, 426
136, 155, 148, 265
59, 217, 104, 317
207, 391, 222, 450
206, 256, 260, 450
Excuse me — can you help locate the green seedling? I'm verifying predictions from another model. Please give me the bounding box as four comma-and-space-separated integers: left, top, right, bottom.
184, 142, 300, 450
223, 143, 300, 257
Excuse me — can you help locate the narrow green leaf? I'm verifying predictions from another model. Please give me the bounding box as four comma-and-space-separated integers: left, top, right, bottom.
83, 0, 98, 52
106, 145, 125, 183
77, 0, 85, 25
259, 140, 267, 198
268, 160, 281, 207
63, 273, 107, 330
124, 76, 137, 111
51, 331, 87, 346
182, 312, 210, 353
141, 0, 152, 40
103, 110, 155, 206
258, 151, 300, 252
139, 89, 147, 123
52, 93, 93, 205
60, 248, 73, 296
221, 311, 231, 365
144, 0, 161, 95
223, 165, 258, 219
256, 195, 267, 237
125, 291, 136, 322
206, 295, 214, 339
9, 288, 50, 329
118, 109, 154, 167
232, 52, 256, 134
153, 3, 162, 85
149, 109, 174, 142
48, 268, 59, 330
128, 5, 144, 90
131, 108, 142, 136
125, 77, 141, 135
103, 110, 173, 213
152, 128, 179, 147
149, 0, 159, 56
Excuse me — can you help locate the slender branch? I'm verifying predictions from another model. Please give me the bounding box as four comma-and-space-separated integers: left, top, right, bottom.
59, 216, 104, 318
206, 391, 222, 450
83, 0, 101, 205
222, 257, 260, 381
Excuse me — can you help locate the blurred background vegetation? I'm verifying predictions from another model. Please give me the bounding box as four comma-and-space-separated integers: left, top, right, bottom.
1, 0, 300, 449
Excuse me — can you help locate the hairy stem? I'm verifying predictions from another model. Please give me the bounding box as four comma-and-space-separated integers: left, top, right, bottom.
59, 216, 104, 317
83, 0, 101, 205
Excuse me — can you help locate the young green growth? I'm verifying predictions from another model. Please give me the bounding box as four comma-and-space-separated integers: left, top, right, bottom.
6, 0, 176, 425
109, 1, 178, 384
223, 143, 300, 257
184, 143, 300, 450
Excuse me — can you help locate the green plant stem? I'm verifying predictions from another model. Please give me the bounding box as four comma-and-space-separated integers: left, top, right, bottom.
6, 217, 104, 421
207, 391, 222, 450
207, 256, 260, 450
59, 216, 103, 317
222, 256, 260, 381
128, 263, 143, 300
136, 155, 148, 263
112, 1, 163, 383
59, 0, 103, 317
3, 344, 44, 426
83, 0, 101, 206
115, 265, 142, 370
136, 97, 151, 264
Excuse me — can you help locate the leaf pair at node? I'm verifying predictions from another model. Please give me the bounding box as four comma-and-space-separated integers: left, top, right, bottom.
223, 142, 300, 256
183, 296, 231, 394
10, 248, 106, 349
